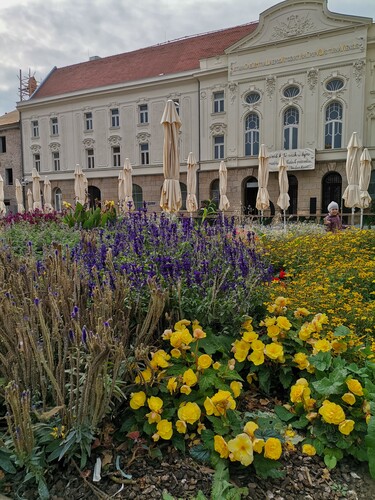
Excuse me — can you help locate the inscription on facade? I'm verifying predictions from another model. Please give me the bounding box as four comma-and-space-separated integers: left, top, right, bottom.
268, 148, 315, 171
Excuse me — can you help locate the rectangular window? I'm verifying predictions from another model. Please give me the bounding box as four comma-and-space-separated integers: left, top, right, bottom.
112, 146, 121, 167
31, 120, 39, 138
33, 153, 41, 172
84, 112, 93, 131
0, 136, 6, 153
87, 148, 95, 168
213, 91, 225, 113
5, 168, 13, 185
51, 117, 59, 135
53, 151, 60, 171
140, 143, 149, 165
54, 190, 62, 212
111, 108, 120, 128
214, 135, 224, 160
139, 104, 148, 124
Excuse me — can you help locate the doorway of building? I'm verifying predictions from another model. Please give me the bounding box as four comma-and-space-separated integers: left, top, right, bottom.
321, 172, 342, 213
243, 176, 258, 215
88, 186, 101, 209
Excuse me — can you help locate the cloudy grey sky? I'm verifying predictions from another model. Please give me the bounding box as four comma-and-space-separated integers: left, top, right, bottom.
0, 0, 374, 116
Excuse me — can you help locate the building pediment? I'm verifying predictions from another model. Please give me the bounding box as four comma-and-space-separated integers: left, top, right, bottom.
226, 0, 372, 53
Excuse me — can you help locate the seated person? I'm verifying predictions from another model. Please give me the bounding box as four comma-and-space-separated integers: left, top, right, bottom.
323, 201, 347, 232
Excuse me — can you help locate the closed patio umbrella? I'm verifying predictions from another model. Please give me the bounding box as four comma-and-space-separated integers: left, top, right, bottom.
256, 144, 270, 223
160, 99, 182, 213
43, 177, 53, 212
343, 132, 362, 225
123, 158, 134, 211
74, 164, 86, 205
118, 169, 125, 212
0, 175, 6, 216
276, 155, 290, 229
32, 168, 42, 210
219, 160, 230, 217
27, 188, 33, 212
186, 152, 198, 215
359, 148, 372, 228
15, 179, 25, 213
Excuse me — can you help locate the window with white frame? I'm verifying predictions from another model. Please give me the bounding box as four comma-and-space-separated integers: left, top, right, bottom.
133, 184, 143, 209
31, 120, 39, 138
52, 151, 60, 171
324, 101, 343, 149
50, 117, 59, 135
112, 146, 121, 167
283, 107, 299, 150
54, 188, 62, 212
140, 143, 149, 165
139, 104, 148, 124
244, 113, 260, 156
213, 91, 225, 113
87, 148, 95, 168
33, 153, 41, 172
111, 108, 120, 128
84, 112, 93, 131
214, 135, 224, 160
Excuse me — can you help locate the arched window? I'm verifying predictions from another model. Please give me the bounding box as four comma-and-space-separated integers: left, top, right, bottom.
283, 85, 300, 98
210, 179, 220, 207
132, 184, 143, 210
243, 176, 258, 215
180, 182, 187, 210
288, 175, 298, 215
322, 172, 342, 213
325, 101, 343, 149
54, 188, 62, 212
88, 186, 101, 209
244, 113, 260, 156
283, 107, 299, 150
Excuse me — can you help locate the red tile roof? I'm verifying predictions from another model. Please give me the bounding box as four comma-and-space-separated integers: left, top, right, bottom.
32, 22, 257, 100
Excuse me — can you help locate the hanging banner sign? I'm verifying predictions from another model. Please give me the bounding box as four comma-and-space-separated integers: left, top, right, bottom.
268, 148, 315, 171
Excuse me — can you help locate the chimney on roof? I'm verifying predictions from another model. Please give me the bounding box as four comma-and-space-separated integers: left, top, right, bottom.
89, 56, 101, 61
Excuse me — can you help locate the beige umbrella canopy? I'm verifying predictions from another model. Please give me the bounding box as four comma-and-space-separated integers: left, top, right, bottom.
343, 132, 362, 209
359, 148, 372, 209
219, 160, 230, 212
160, 99, 182, 213
256, 144, 270, 212
186, 152, 198, 214
43, 177, 53, 212
27, 188, 33, 212
123, 158, 134, 211
74, 164, 87, 205
15, 179, 25, 213
32, 168, 42, 210
0, 175, 6, 216
277, 155, 290, 228
118, 169, 125, 212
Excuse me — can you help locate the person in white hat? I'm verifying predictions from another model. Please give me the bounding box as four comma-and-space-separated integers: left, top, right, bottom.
323, 201, 347, 232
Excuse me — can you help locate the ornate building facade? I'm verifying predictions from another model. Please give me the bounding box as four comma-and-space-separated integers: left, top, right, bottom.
17, 0, 375, 217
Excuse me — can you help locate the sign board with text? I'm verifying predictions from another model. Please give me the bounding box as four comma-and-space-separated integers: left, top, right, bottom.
268, 149, 315, 171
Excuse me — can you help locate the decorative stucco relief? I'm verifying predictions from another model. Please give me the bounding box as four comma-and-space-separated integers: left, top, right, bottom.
307, 68, 318, 93
30, 144, 41, 153
49, 142, 60, 152
209, 123, 227, 136
272, 14, 315, 40
83, 138, 95, 149
108, 135, 122, 147
228, 82, 238, 104
136, 132, 151, 143
367, 103, 375, 119
265, 75, 276, 100
353, 60, 365, 86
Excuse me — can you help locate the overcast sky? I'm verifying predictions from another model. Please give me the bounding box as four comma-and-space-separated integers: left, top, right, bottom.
0, 0, 374, 116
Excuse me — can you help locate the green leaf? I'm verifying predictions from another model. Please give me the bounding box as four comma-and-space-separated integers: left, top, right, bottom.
324, 454, 337, 469
253, 454, 284, 479
309, 351, 332, 371
365, 415, 375, 478
279, 367, 294, 389
172, 433, 186, 454
37, 478, 50, 500
333, 325, 351, 337
0, 450, 16, 474
199, 370, 220, 393
189, 444, 210, 464
257, 368, 271, 394
274, 405, 295, 422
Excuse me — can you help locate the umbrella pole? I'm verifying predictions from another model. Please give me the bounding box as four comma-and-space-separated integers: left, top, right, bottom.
283, 210, 286, 230
351, 208, 355, 226
360, 209, 363, 229
221, 211, 224, 224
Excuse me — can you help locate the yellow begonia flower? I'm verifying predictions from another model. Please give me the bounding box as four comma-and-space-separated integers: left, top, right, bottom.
243, 421, 258, 438
182, 368, 198, 387
232, 339, 251, 362
170, 348, 182, 358
267, 324, 281, 337
265, 343, 284, 361
251, 339, 265, 351
263, 316, 277, 327
176, 420, 187, 434
147, 396, 163, 412
193, 328, 206, 339
150, 349, 170, 369
252, 438, 265, 453
135, 368, 153, 384
177, 402, 201, 425
204, 390, 236, 416
214, 435, 230, 459
146, 410, 161, 424
167, 377, 177, 394
331, 340, 347, 353
170, 329, 193, 348
213, 362, 221, 370
161, 329, 173, 340
302, 444, 316, 456
246, 372, 257, 384
276, 316, 292, 331
294, 307, 310, 318
230, 381, 243, 398
228, 433, 254, 466
248, 349, 265, 366
197, 354, 213, 370
156, 419, 173, 440
318, 400, 345, 425
293, 352, 309, 370
346, 379, 364, 396
299, 323, 314, 341
313, 339, 332, 353
264, 437, 282, 460
342, 393, 356, 405
174, 319, 191, 330
242, 331, 258, 343
180, 385, 192, 395
338, 419, 355, 435
241, 318, 253, 330
129, 391, 146, 410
